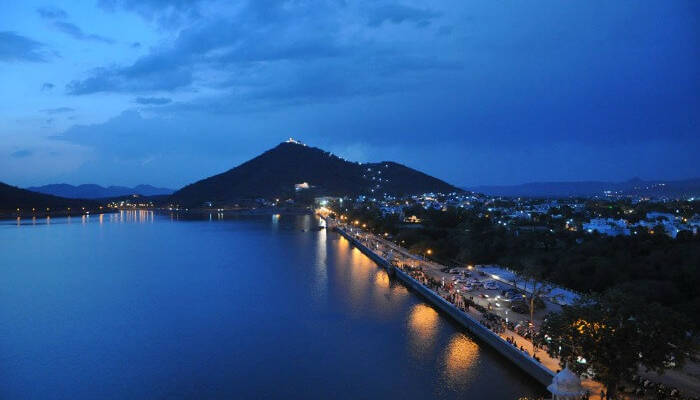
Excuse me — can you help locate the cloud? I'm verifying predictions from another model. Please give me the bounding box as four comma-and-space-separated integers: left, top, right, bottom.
37, 6, 68, 19
41, 82, 55, 91
51, 109, 278, 159
66, 1, 453, 100
0, 31, 49, 62
11, 149, 33, 158
41, 107, 75, 114
52, 21, 114, 44
135, 96, 171, 105
365, 4, 440, 27
66, 64, 192, 94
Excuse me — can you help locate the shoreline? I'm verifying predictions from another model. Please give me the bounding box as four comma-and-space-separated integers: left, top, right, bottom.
168, 207, 313, 216
0, 207, 313, 221
0, 209, 116, 221
330, 222, 555, 387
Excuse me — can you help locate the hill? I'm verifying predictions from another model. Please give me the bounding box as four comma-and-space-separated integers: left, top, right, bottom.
470, 178, 700, 198
27, 183, 174, 199
171, 141, 460, 206
0, 182, 96, 211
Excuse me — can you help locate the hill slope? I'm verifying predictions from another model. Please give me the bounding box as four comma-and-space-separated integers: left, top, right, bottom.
0, 182, 96, 211
172, 141, 460, 206
27, 183, 174, 199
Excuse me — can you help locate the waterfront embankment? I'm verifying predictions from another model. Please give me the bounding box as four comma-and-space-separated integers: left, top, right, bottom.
333, 223, 555, 387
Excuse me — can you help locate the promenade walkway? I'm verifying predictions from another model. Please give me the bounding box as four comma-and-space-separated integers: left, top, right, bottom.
334, 220, 607, 399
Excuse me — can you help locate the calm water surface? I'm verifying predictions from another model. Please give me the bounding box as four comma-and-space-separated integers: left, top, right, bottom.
0, 211, 544, 399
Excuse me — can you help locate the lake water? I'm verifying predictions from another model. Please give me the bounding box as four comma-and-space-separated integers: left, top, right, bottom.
0, 211, 544, 399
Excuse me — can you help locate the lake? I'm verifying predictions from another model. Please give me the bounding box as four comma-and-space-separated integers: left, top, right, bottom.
0, 211, 544, 399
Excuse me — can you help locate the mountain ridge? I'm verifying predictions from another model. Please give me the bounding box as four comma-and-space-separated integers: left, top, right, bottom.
171, 141, 461, 206
27, 183, 174, 199
0, 182, 98, 211
468, 177, 700, 198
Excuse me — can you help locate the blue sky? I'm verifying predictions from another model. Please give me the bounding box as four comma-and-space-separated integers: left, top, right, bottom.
1, 0, 698, 189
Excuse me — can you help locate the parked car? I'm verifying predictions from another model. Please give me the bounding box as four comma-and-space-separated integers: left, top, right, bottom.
504, 290, 525, 300
484, 281, 499, 290
510, 300, 528, 314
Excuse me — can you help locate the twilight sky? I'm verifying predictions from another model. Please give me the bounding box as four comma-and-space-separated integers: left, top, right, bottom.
1, 0, 698, 189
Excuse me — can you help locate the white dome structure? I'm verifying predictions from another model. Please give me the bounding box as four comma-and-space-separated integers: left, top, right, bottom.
547, 365, 586, 399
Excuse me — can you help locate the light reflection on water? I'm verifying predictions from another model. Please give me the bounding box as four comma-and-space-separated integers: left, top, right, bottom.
408, 303, 440, 358
0, 213, 543, 399
442, 333, 480, 388
313, 217, 328, 302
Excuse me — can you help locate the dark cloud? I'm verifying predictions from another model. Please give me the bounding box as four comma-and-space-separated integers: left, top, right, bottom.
41, 82, 55, 91
52, 21, 114, 44
0, 31, 49, 62
41, 107, 75, 114
135, 96, 171, 105
365, 4, 439, 27
11, 149, 33, 158
66, 64, 192, 94
51, 110, 253, 160
131, 41, 141, 48
37, 6, 68, 19
66, 1, 452, 98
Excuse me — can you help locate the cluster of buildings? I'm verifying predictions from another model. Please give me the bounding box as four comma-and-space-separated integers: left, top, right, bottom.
321, 191, 699, 239
583, 212, 700, 238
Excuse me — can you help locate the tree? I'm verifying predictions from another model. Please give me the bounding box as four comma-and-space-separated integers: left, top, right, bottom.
512, 260, 549, 354
538, 289, 696, 399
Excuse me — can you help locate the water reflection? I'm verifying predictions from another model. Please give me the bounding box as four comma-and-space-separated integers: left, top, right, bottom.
374, 269, 390, 289
408, 303, 439, 358
370, 269, 409, 317
442, 333, 479, 388
314, 217, 328, 302
0, 213, 544, 399
116, 209, 155, 223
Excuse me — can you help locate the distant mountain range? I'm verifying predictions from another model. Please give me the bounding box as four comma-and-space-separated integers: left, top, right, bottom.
27, 184, 174, 199
469, 178, 700, 198
0, 182, 97, 211
172, 140, 461, 206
